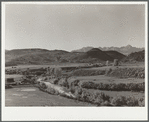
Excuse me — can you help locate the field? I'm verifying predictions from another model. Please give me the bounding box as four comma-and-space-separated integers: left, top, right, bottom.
6, 86, 93, 106
5, 62, 145, 106
5, 63, 88, 70
5, 74, 23, 79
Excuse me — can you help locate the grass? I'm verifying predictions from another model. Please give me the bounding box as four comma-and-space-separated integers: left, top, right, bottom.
5, 74, 23, 79
5, 86, 93, 106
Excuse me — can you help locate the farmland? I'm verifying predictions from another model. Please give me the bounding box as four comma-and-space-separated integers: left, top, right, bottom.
6, 86, 94, 106
5, 62, 145, 106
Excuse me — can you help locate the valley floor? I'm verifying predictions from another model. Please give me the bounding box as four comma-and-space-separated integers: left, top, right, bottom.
5, 63, 145, 106
5, 86, 94, 106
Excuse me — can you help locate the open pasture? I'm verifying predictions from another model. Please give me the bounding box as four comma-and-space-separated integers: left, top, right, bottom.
5, 86, 94, 106
5, 74, 23, 79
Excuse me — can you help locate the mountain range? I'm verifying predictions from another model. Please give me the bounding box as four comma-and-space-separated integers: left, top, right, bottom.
5, 45, 144, 66
5, 48, 126, 66
72, 45, 144, 55
122, 50, 145, 62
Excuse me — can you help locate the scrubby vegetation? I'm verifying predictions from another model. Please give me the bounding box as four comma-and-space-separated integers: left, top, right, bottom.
37, 81, 144, 106
70, 67, 145, 79
80, 81, 145, 92
6, 65, 145, 106
72, 86, 144, 106
122, 50, 145, 62
35, 76, 145, 106
105, 68, 145, 79
111, 96, 140, 106
71, 69, 105, 76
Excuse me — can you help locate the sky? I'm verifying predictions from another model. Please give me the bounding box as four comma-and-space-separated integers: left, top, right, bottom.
5, 3, 145, 51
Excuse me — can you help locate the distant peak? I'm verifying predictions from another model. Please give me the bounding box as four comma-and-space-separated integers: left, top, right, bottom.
126, 45, 132, 48
88, 48, 102, 52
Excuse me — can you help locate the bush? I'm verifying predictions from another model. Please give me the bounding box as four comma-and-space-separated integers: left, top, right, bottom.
126, 97, 139, 106
58, 78, 69, 88
111, 96, 139, 106
94, 91, 110, 102
54, 67, 62, 77
80, 81, 97, 89
138, 98, 145, 106
81, 90, 92, 102
49, 78, 59, 84
111, 96, 127, 106
74, 87, 83, 100
69, 86, 111, 105
40, 82, 48, 89
105, 68, 112, 76
70, 79, 80, 87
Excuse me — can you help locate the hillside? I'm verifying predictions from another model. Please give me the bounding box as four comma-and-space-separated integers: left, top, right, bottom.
5, 48, 115, 65
5, 50, 9, 53
122, 50, 145, 62
86, 48, 114, 60
72, 46, 94, 52
5, 49, 69, 66
6, 48, 143, 66
68, 48, 114, 63
104, 50, 126, 60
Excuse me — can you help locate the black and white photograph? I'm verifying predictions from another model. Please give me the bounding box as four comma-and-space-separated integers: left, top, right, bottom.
2, 1, 148, 121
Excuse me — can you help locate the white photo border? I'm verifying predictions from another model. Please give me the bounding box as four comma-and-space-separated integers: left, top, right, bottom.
2, 1, 148, 121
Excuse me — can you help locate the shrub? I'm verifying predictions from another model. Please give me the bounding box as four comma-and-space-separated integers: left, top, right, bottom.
49, 78, 59, 84
94, 91, 110, 102
70, 79, 80, 87
111, 96, 127, 106
81, 90, 92, 102
74, 87, 83, 100
93, 97, 104, 105
100, 101, 112, 106
54, 67, 62, 77
40, 82, 48, 89
81, 81, 97, 89
69, 86, 112, 105
58, 78, 69, 88
126, 97, 139, 106
139, 98, 145, 106
69, 86, 76, 94
105, 68, 112, 76
111, 96, 139, 106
